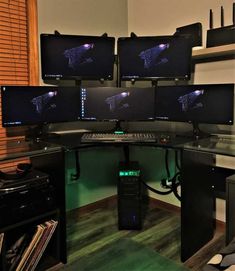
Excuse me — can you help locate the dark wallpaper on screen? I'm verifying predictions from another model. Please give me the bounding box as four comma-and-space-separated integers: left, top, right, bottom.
155, 84, 234, 124
1, 86, 80, 126
81, 87, 155, 121
40, 34, 115, 80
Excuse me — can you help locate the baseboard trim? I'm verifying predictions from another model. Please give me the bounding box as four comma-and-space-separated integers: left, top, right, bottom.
216, 219, 225, 232
66, 195, 225, 231
67, 195, 117, 219
147, 197, 181, 214
66, 195, 180, 218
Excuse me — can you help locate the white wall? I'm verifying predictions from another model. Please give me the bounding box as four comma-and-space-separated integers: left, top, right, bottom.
127, 0, 234, 45
38, 0, 128, 38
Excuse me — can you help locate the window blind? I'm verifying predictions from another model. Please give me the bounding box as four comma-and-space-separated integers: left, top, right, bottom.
0, 0, 29, 86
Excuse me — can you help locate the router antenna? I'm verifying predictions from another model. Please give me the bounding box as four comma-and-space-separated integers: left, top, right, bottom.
233, 2, 235, 25
221, 6, 224, 27
209, 9, 213, 29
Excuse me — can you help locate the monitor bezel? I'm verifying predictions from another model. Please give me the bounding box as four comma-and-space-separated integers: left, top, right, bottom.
117, 35, 192, 82
80, 87, 155, 122
1, 85, 81, 127
40, 33, 116, 81
154, 83, 234, 125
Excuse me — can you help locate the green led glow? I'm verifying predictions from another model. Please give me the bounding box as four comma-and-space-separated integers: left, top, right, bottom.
114, 131, 124, 134
119, 170, 140, 177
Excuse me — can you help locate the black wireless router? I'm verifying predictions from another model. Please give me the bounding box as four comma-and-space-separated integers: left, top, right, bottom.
206, 4, 235, 48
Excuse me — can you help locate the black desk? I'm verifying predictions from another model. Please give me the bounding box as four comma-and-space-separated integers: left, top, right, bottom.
45, 132, 235, 261
179, 136, 235, 261
2, 134, 234, 264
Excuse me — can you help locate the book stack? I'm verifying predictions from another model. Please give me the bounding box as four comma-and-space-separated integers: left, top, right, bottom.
6, 220, 58, 271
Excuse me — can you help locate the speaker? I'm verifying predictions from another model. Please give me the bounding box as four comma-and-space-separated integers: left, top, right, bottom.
207, 25, 235, 48
0, 170, 56, 228
175, 22, 202, 47
118, 161, 142, 230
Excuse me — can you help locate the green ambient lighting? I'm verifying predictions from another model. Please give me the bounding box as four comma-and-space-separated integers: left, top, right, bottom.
119, 170, 140, 177
114, 131, 124, 134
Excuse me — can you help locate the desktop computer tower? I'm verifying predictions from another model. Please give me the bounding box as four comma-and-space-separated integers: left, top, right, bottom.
118, 161, 142, 230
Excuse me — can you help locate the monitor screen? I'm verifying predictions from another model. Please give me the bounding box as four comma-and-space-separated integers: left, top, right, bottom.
117, 35, 192, 81
40, 34, 115, 80
80, 87, 155, 121
1, 86, 81, 127
155, 84, 234, 125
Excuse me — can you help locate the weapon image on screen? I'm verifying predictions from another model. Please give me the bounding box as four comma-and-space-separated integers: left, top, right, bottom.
64, 43, 94, 69
178, 89, 204, 112
105, 91, 130, 112
139, 43, 169, 69
31, 91, 57, 114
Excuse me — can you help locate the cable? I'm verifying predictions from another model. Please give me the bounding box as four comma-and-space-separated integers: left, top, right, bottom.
163, 148, 182, 201
141, 179, 173, 195
175, 150, 181, 171
165, 149, 171, 179
71, 150, 80, 181
170, 172, 181, 201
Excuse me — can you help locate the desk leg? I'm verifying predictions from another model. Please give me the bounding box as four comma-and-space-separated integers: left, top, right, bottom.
181, 150, 215, 261
226, 174, 235, 245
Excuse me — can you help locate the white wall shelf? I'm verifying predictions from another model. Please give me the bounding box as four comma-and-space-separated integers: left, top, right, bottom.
192, 44, 235, 60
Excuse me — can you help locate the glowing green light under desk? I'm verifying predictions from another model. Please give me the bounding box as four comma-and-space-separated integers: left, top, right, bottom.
119, 170, 140, 177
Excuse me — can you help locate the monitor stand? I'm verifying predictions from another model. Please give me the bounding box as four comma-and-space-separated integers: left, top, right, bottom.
192, 122, 210, 139
178, 122, 210, 140
25, 124, 60, 142
111, 120, 126, 134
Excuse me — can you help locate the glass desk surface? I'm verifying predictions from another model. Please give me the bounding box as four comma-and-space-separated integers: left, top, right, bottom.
179, 135, 235, 157
0, 138, 62, 161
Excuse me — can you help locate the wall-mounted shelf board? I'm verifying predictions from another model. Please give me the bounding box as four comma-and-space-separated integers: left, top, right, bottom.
192, 44, 235, 60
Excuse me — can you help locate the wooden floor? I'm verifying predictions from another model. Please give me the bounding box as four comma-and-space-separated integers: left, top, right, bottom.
62, 196, 225, 271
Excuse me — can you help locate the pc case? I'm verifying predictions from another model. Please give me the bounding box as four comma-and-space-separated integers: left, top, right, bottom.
118, 161, 142, 230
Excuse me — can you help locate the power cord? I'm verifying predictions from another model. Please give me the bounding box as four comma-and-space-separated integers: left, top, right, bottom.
71, 150, 80, 181
141, 179, 173, 195
142, 149, 182, 201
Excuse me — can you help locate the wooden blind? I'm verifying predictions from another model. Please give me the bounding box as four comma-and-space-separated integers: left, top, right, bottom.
0, 0, 39, 171
0, 0, 29, 85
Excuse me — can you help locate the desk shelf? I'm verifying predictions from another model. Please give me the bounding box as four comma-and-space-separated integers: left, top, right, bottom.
0, 142, 66, 271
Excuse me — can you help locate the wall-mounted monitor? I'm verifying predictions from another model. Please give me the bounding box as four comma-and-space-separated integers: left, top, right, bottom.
117, 35, 192, 81
1, 86, 81, 127
80, 87, 155, 121
40, 34, 115, 81
155, 84, 234, 125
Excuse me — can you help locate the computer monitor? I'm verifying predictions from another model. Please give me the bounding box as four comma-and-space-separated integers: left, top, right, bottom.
1, 85, 81, 128
155, 84, 234, 136
117, 35, 192, 81
40, 34, 115, 81
80, 87, 155, 121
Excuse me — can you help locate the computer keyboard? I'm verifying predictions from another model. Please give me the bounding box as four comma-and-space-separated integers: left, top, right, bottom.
81, 132, 158, 143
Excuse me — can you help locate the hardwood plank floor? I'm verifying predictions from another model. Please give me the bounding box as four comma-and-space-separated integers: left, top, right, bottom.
62, 196, 225, 271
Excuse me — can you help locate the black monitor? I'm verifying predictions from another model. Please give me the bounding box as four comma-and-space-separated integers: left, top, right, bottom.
80, 87, 155, 121
155, 84, 234, 136
117, 35, 192, 81
1, 85, 81, 128
40, 34, 115, 81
